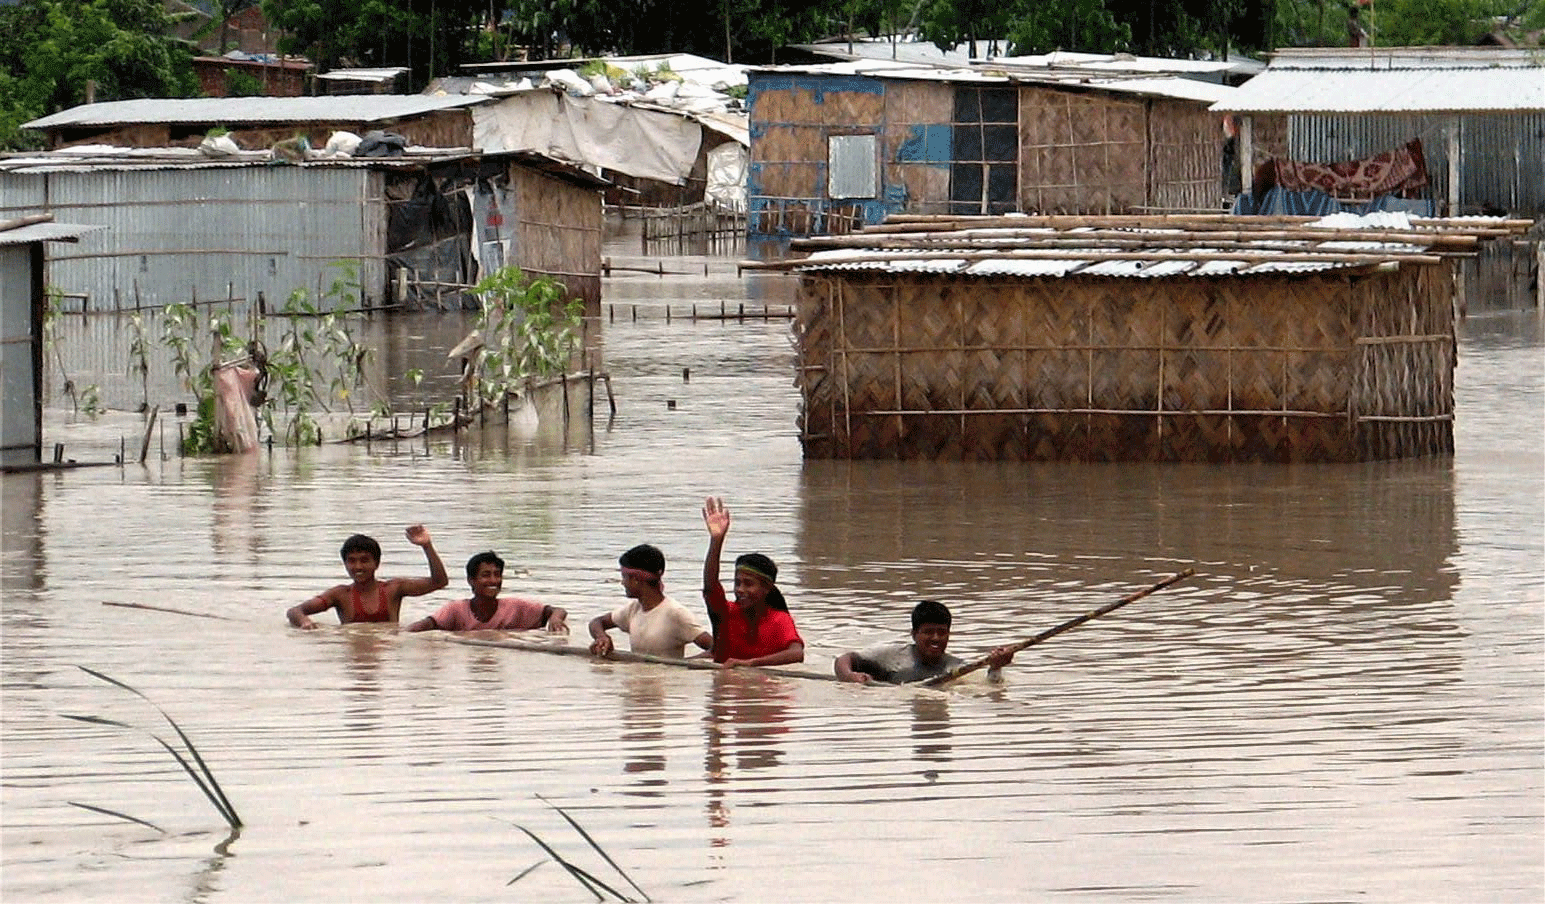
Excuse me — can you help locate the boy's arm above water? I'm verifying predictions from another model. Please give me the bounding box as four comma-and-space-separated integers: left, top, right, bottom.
834, 650, 878, 684
405, 615, 441, 632
391, 525, 449, 599
287, 588, 342, 630
701, 497, 729, 610
588, 613, 618, 654
542, 606, 569, 633
723, 641, 804, 669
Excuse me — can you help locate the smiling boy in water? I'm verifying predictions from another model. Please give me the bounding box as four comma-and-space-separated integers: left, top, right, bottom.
406, 551, 568, 633
834, 600, 1015, 684
287, 525, 448, 629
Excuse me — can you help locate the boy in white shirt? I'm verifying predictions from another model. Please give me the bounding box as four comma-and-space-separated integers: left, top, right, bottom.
588, 544, 713, 659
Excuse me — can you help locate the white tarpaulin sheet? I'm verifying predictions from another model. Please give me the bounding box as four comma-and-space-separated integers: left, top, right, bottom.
472, 91, 702, 185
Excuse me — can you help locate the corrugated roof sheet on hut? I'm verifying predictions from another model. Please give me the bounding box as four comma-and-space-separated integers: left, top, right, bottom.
0, 146, 605, 315
745, 63, 1234, 240
751, 212, 1532, 463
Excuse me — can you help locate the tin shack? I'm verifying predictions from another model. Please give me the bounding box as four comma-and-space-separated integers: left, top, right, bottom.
2, 95, 607, 314
757, 213, 1531, 463
1214, 47, 1545, 310
0, 215, 101, 469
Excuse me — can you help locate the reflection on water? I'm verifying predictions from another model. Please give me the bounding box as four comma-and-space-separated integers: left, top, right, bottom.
1, 235, 1539, 902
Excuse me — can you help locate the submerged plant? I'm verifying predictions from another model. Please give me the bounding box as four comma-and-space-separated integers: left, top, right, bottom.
62, 665, 242, 832
502, 796, 649, 902
40, 285, 103, 419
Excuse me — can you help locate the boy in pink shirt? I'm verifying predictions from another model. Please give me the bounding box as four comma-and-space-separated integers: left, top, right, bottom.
407, 551, 568, 633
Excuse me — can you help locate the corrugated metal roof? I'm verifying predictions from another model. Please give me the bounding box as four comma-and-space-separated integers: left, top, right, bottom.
750, 61, 1010, 83
23, 95, 491, 130
0, 144, 608, 187
315, 68, 409, 82
0, 221, 102, 245
1213, 67, 1545, 113
1267, 47, 1542, 70
789, 38, 991, 68
752, 60, 1230, 103
989, 50, 1262, 78
1007, 73, 1235, 104
775, 211, 1507, 279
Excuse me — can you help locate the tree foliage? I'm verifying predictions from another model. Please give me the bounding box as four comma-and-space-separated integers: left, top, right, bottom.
0, 0, 1525, 153
0, 0, 198, 150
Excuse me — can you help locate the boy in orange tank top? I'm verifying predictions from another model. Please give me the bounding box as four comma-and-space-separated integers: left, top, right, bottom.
286, 525, 448, 628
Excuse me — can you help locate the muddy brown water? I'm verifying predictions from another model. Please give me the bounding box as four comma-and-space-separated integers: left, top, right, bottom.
3, 233, 1541, 902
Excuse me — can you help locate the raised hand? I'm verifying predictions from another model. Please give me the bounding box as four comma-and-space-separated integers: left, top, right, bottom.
405, 524, 432, 547
702, 496, 731, 541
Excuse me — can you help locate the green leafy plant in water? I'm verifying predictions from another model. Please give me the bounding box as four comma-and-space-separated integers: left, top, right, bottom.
259, 264, 375, 446
77, 383, 104, 418
40, 285, 101, 418
471, 267, 583, 409
163, 303, 244, 453
63, 665, 242, 833
127, 312, 151, 410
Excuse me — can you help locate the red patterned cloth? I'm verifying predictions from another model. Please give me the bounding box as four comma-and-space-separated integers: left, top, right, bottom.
1258, 139, 1428, 200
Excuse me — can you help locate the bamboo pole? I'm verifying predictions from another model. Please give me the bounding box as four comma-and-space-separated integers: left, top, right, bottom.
0, 213, 55, 232
864, 407, 1344, 418
102, 601, 239, 621
442, 635, 841, 682
790, 228, 1481, 250
742, 248, 1445, 271
918, 569, 1196, 687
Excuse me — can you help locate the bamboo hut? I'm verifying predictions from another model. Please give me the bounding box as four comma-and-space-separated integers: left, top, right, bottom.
746, 63, 1237, 240
749, 213, 1533, 463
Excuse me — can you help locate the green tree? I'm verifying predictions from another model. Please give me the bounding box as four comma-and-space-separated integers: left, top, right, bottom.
0, 0, 198, 150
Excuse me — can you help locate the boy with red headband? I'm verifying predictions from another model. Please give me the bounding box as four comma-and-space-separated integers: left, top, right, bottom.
700, 497, 805, 667
588, 544, 712, 659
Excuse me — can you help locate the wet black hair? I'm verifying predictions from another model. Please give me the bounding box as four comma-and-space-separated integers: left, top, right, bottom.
734, 553, 787, 612
911, 599, 952, 631
619, 543, 665, 579
340, 534, 381, 563
466, 550, 505, 580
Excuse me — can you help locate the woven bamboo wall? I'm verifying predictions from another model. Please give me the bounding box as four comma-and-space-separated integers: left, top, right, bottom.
509, 164, 602, 311
794, 267, 1455, 462
1150, 99, 1224, 211
1019, 89, 1147, 214
882, 81, 955, 215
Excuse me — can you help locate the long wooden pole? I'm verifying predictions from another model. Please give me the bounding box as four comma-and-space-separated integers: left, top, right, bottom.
102, 601, 238, 621
918, 568, 1196, 687
443, 635, 842, 683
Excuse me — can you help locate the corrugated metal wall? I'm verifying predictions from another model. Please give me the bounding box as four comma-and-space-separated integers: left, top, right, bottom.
1289, 113, 1545, 215
0, 245, 39, 465
0, 167, 387, 312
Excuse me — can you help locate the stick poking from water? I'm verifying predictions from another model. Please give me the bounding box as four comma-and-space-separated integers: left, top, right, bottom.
918, 568, 1197, 687
102, 601, 238, 621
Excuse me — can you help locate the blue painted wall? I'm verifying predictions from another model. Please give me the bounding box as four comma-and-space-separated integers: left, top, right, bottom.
748, 72, 949, 239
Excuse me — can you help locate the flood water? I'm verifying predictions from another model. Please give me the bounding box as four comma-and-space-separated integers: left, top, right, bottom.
3, 230, 1542, 902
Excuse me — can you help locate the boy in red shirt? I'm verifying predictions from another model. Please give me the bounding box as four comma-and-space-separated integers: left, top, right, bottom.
700, 497, 804, 667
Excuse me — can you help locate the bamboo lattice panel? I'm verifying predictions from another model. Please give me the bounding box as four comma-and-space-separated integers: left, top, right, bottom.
795, 266, 1456, 463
